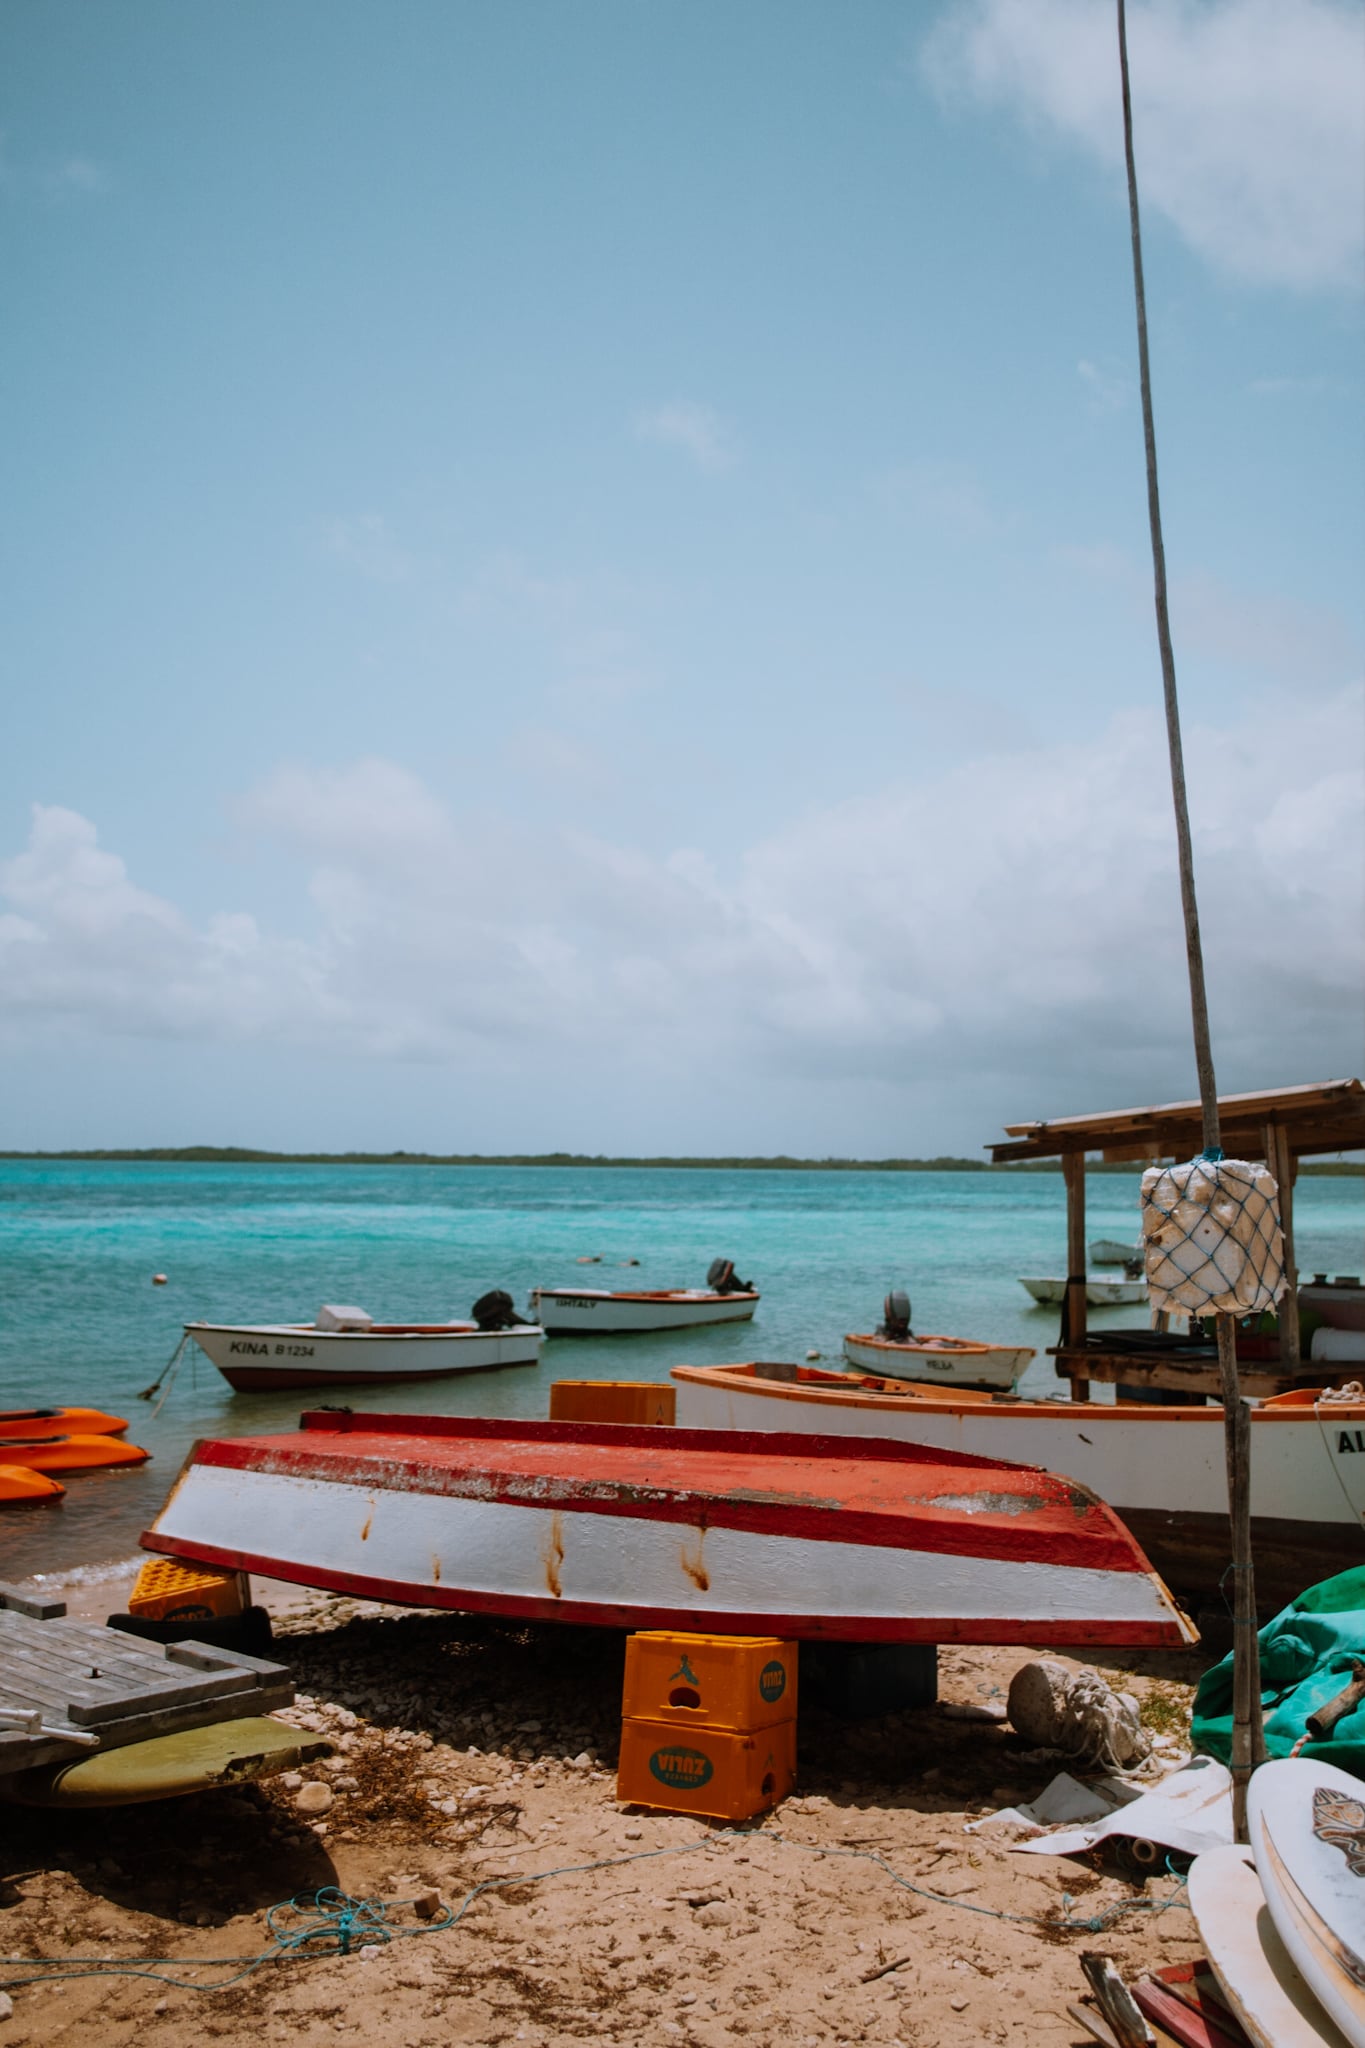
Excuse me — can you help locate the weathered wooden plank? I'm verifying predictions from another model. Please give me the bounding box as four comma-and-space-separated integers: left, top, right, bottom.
0, 1638, 232, 1720
0, 1623, 184, 1686
0, 1617, 268, 1726
0, 1581, 67, 1620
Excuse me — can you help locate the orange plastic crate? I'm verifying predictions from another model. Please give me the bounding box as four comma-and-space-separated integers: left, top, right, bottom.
549, 1380, 676, 1427
128, 1558, 245, 1622
617, 1715, 796, 1821
622, 1631, 797, 1731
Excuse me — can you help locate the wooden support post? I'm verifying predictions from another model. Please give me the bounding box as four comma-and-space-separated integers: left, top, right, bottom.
1218, 1336, 1268, 1839
1117, 0, 1263, 1837
1064, 1149, 1090, 1400
1264, 1119, 1300, 1371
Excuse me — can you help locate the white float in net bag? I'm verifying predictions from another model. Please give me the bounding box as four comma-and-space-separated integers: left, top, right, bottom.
1140, 1155, 1285, 1317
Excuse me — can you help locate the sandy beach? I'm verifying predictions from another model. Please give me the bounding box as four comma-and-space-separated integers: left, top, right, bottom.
1, 1564, 1213, 2047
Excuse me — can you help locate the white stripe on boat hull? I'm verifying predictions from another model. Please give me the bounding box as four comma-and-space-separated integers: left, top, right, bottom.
150, 1461, 1181, 1639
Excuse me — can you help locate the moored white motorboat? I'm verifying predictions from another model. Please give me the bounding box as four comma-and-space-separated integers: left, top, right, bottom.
1090, 1238, 1144, 1268
671, 1361, 1365, 1613
530, 1289, 760, 1335
142, 1410, 1195, 1647
530, 1259, 758, 1335
1020, 1275, 1148, 1307
842, 1333, 1032, 1391
843, 1289, 1032, 1391
186, 1307, 543, 1392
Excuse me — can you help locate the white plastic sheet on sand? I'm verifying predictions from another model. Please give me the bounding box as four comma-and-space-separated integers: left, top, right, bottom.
1005, 1756, 1234, 1861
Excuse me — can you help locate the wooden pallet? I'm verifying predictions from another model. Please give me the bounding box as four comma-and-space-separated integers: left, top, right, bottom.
0, 1582, 292, 1776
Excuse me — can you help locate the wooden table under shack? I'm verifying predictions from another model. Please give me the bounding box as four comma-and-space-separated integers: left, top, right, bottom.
988, 1077, 1365, 1402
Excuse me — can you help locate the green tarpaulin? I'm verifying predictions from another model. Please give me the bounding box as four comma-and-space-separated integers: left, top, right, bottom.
1193, 1566, 1365, 1780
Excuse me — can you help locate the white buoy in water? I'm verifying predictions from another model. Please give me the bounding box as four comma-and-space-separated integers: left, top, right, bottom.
806, 1349, 821, 1361
153, 1273, 168, 1286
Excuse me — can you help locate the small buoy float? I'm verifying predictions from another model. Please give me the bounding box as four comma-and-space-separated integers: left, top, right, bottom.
806, 1349, 821, 1361
153, 1273, 168, 1285
0, 1465, 65, 1507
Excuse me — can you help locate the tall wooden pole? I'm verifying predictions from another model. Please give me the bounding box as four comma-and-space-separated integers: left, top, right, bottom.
1115, 0, 1265, 1835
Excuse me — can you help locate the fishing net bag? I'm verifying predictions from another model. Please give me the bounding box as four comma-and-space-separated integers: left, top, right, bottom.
1139, 1154, 1285, 1317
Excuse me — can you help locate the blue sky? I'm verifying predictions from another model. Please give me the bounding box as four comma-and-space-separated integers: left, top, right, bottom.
2, 0, 1362, 1154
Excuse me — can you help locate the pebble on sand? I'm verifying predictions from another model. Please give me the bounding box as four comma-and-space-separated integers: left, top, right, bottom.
295, 1781, 334, 1816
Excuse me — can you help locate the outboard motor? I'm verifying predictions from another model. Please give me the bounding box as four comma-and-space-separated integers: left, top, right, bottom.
471, 1289, 531, 1331
878, 1290, 912, 1342
707, 1257, 752, 1296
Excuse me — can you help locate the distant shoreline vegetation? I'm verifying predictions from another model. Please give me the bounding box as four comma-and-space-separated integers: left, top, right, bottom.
2, 1147, 1361, 1175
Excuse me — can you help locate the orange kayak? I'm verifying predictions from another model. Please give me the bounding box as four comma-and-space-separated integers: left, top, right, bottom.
0, 1434, 150, 1473
0, 1406, 129, 1441
0, 1464, 66, 1505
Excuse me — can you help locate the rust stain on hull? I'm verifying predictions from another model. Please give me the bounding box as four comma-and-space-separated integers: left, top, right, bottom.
432, 1554, 441, 1582
680, 1521, 710, 1591
543, 1511, 565, 1598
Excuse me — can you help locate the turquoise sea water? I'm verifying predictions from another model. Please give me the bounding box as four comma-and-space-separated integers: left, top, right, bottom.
2, 1160, 1361, 1582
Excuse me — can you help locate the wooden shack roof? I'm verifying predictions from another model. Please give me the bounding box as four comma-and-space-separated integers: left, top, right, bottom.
989, 1078, 1365, 1165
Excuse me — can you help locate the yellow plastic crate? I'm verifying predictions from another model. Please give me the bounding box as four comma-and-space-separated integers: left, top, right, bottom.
622, 1631, 797, 1731
128, 1558, 246, 1622
549, 1380, 676, 1427
617, 1715, 796, 1821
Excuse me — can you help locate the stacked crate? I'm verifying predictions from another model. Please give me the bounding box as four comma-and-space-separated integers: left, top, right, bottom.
616, 1630, 797, 1821
548, 1381, 676, 1426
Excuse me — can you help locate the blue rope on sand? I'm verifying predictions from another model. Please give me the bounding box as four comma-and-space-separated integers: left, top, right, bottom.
0, 1887, 454, 1993
0, 1831, 1188, 1994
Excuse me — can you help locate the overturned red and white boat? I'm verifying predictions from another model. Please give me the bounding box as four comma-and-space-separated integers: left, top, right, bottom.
143, 1411, 1195, 1648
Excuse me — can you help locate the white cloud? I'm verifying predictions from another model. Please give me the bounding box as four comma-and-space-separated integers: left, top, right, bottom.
46, 157, 107, 196
1055, 542, 1364, 686
3, 687, 1360, 1119
324, 514, 415, 583
0, 145, 110, 201
922, 0, 1365, 291
634, 402, 735, 473
1077, 358, 1130, 413
873, 459, 997, 540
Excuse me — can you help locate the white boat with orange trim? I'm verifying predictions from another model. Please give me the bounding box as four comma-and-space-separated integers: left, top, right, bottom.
842, 1333, 1033, 1390
843, 1290, 1032, 1390
142, 1410, 1195, 1648
671, 1362, 1365, 1613
530, 1260, 758, 1335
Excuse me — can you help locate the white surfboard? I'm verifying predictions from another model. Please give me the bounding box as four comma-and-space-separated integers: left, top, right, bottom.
1249, 1759, 1365, 2048
1189, 1843, 1349, 2048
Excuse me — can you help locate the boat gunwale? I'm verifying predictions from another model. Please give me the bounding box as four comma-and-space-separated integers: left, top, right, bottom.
669, 1362, 1365, 1423
531, 1289, 760, 1306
